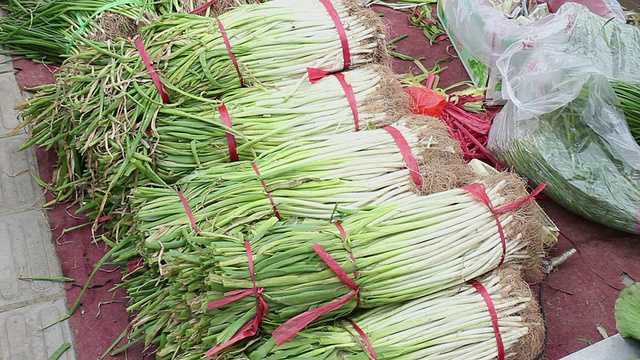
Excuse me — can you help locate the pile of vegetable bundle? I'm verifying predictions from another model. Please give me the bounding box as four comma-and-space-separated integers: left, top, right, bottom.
127, 119, 483, 245
6, 2, 552, 359
248, 267, 544, 360
0, 0, 275, 63
15, 0, 390, 214
116, 171, 545, 358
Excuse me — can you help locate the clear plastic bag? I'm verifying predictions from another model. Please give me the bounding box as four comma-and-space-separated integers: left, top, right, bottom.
438, 0, 624, 71
489, 3, 640, 234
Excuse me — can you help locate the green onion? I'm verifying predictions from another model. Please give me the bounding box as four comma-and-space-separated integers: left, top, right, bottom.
248, 267, 544, 360
120, 174, 544, 357
611, 80, 640, 143
17, 0, 390, 218
490, 79, 640, 234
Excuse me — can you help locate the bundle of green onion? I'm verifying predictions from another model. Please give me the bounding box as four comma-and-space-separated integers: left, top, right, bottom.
129, 122, 453, 244
0, 0, 156, 63
248, 267, 544, 360
118, 173, 544, 358
15, 0, 388, 209
98, 65, 407, 185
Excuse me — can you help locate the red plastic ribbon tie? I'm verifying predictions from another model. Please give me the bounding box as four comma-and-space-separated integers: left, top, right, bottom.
217, 18, 245, 87
134, 38, 170, 104
334, 222, 358, 278
468, 279, 505, 360
189, 0, 218, 14
383, 126, 423, 188
205, 240, 268, 357
319, 0, 351, 70
307, 67, 334, 83
462, 182, 546, 266
178, 190, 200, 235
347, 319, 377, 360
332, 73, 360, 131
219, 103, 239, 162
251, 162, 282, 220
272, 243, 359, 345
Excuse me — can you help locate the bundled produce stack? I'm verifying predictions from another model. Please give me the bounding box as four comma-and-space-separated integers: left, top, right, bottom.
10, 0, 552, 359
0, 0, 269, 63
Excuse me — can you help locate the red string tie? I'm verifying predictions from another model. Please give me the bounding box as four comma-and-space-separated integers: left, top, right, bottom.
383, 126, 423, 188
219, 103, 239, 162
319, 0, 351, 71
178, 190, 200, 235
462, 183, 546, 266
134, 39, 170, 104
306, 69, 360, 131
333, 222, 359, 278
347, 319, 377, 360
468, 279, 505, 360
216, 18, 245, 87
272, 243, 359, 345
189, 0, 218, 14
205, 240, 268, 357
251, 162, 282, 220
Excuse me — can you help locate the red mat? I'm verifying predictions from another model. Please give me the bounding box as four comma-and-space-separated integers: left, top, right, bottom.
13, 5, 640, 360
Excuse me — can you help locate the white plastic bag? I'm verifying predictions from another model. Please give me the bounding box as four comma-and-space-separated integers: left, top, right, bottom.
438, 0, 624, 102
489, 3, 640, 234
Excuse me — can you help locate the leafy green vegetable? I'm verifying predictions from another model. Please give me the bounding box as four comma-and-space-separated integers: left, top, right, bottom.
490, 81, 640, 234
615, 281, 640, 340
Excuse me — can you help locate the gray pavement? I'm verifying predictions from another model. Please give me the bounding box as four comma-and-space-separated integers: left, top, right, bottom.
0, 52, 76, 359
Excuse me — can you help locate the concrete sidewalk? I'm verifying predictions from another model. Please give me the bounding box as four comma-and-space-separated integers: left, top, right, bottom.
0, 51, 76, 359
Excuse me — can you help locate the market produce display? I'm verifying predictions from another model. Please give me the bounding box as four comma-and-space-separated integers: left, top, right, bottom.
14, 0, 389, 217
117, 171, 545, 358
6, 1, 551, 359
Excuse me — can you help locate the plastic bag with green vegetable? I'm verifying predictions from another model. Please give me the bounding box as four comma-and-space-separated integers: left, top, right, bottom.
488, 3, 640, 234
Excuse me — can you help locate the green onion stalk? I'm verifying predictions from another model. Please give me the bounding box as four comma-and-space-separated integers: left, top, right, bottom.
489, 81, 640, 234
0, 0, 157, 63
15, 0, 388, 210
611, 80, 640, 143
119, 176, 544, 358
248, 267, 544, 360
157, 0, 270, 17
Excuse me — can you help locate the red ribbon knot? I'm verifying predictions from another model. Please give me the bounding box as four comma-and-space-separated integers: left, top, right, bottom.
205, 240, 268, 357
462, 182, 546, 266
272, 243, 359, 346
